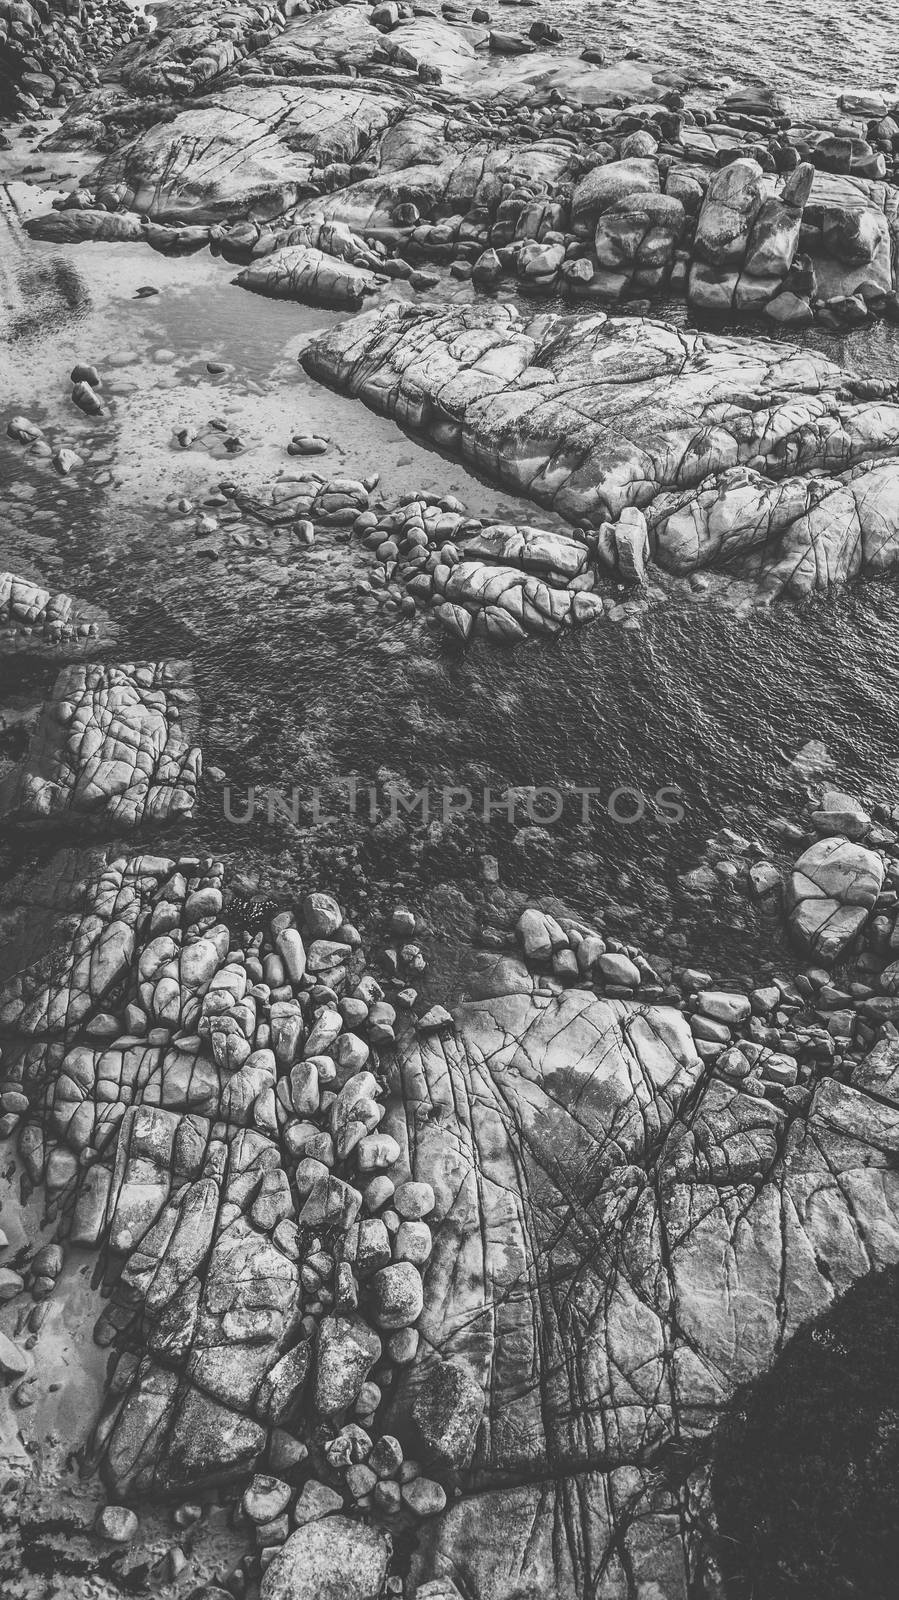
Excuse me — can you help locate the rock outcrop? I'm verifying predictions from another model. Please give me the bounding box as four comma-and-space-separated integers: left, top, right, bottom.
0, 661, 201, 828
26, 6, 899, 327
4, 850, 899, 1594
302, 301, 899, 601
0, 571, 116, 656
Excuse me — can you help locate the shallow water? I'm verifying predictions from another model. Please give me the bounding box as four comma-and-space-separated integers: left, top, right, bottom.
570, 0, 898, 119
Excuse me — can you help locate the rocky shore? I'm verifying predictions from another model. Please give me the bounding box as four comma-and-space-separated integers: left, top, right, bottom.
21, 1, 899, 334
3, 564, 899, 1599
4, 4, 899, 1599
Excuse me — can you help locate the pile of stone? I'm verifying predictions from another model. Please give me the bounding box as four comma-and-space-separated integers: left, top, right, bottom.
191, 468, 650, 640
503, 780, 899, 1087
0, 0, 145, 123
350, 496, 612, 641
0, 570, 115, 656
7, 412, 84, 475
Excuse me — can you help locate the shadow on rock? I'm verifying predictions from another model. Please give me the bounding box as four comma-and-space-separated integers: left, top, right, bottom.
713, 1263, 899, 1599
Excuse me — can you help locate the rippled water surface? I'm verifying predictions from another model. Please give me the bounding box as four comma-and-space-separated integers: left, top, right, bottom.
568, 0, 899, 117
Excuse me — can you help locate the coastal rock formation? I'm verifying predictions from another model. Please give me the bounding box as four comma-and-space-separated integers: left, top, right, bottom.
28, 5, 899, 326
0, 661, 201, 828
4, 847, 899, 1593
302, 301, 899, 601
0, 572, 116, 657
8, 4, 899, 1596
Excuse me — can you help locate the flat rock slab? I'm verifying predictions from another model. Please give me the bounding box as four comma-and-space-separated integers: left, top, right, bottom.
0, 661, 201, 829
302, 302, 899, 600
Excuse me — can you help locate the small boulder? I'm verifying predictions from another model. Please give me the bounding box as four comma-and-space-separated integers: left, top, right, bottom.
314, 1315, 382, 1415
243, 1475, 292, 1524
409, 1358, 486, 1468
97, 1506, 139, 1543
261, 1516, 390, 1600
371, 1262, 423, 1329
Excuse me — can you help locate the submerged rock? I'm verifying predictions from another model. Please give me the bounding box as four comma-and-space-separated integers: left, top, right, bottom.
0, 573, 116, 658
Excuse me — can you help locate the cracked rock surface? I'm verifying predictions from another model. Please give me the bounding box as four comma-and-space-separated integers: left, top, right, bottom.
0, 571, 116, 658
3, 834, 899, 1595
25, 3, 899, 332
0, 661, 201, 828
302, 301, 899, 601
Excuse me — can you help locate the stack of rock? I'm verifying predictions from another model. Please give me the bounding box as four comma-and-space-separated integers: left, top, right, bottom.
0, 0, 146, 124
504, 791, 899, 1098
0, 862, 459, 1587
0, 570, 115, 655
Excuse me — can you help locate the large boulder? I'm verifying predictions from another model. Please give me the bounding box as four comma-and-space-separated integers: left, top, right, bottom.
571, 156, 660, 235
787, 836, 884, 960
692, 157, 765, 267
237, 246, 384, 309
89, 85, 400, 223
